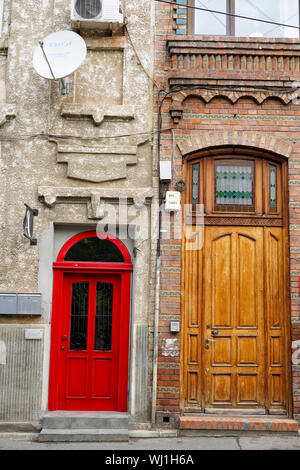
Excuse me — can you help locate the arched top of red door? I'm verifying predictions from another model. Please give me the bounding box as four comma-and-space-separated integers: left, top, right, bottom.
55, 231, 133, 269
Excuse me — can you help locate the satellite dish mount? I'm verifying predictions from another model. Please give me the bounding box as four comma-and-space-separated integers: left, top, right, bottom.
33, 31, 87, 95
38, 41, 69, 94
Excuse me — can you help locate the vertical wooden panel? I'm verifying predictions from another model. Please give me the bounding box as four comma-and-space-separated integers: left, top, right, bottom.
188, 334, 198, 364
237, 234, 257, 327
211, 234, 233, 327
265, 227, 287, 413
237, 374, 258, 404
187, 371, 199, 402
183, 227, 203, 408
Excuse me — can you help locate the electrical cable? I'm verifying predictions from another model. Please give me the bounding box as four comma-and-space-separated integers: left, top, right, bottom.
1, 79, 295, 143
0, 127, 173, 142
155, 0, 300, 32
124, 23, 160, 89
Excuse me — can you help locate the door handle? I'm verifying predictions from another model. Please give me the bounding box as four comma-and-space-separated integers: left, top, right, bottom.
211, 330, 219, 336
61, 335, 67, 341
205, 338, 215, 350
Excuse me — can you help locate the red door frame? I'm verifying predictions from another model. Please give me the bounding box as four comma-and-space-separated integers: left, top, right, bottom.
48, 231, 133, 412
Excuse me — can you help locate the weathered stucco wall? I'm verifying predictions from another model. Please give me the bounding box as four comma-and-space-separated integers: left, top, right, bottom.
0, 0, 157, 424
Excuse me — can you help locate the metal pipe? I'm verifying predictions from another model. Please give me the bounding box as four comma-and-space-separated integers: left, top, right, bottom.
151, 255, 160, 424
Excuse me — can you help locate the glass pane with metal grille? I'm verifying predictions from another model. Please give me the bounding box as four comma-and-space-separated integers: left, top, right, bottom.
69, 282, 89, 351
94, 283, 114, 351
192, 163, 200, 205
215, 160, 254, 206
194, 0, 227, 35
65, 237, 124, 263
270, 164, 277, 207
235, 0, 299, 38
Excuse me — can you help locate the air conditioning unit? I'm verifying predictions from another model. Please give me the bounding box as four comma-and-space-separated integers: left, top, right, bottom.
71, 0, 124, 30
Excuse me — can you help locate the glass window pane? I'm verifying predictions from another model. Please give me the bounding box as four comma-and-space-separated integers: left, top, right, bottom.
215, 160, 254, 206
270, 164, 277, 207
194, 0, 227, 35
94, 283, 114, 351
192, 163, 200, 205
65, 237, 124, 263
235, 0, 299, 38
69, 282, 89, 351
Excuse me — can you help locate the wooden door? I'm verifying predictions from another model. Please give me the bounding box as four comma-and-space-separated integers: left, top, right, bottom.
55, 273, 122, 411
183, 226, 288, 414
204, 226, 265, 412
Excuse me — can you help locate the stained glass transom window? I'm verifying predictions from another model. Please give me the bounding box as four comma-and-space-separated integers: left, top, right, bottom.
215, 160, 254, 206
192, 163, 199, 205
270, 165, 277, 207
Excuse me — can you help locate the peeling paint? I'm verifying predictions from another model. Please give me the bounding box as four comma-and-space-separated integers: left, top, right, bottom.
162, 339, 180, 358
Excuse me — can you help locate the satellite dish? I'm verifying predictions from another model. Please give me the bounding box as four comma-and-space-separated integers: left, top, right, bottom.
33, 30, 87, 80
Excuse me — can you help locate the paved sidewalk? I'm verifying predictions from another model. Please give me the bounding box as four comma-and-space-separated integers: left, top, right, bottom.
0, 434, 300, 450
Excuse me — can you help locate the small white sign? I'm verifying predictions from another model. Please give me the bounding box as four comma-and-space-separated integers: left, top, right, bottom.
25, 329, 43, 340
165, 191, 181, 212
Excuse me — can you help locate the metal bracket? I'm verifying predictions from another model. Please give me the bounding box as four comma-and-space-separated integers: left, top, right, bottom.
23, 204, 39, 246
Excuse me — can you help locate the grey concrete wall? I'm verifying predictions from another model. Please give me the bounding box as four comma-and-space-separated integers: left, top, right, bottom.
0, 325, 45, 422
0, 0, 156, 423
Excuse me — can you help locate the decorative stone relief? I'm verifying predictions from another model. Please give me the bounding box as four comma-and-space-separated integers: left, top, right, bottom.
38, 187, 153, 220
0, 103, 16, 126
50, 139, 139, 183
0, 51, 17, 126
60, 35, 135, 126
60, 103, 134, 126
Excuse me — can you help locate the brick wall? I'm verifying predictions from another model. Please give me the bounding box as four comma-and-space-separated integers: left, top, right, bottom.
155, 0, 300, 423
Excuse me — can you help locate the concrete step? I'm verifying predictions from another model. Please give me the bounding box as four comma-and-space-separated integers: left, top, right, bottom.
42, 411, 129, 430
39, 428, 129, 442
180, 415, 299, 433
39, 411, 130, 442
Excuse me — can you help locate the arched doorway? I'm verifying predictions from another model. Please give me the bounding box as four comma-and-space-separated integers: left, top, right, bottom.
182, 150, 291, 416
48, 231, 133, 412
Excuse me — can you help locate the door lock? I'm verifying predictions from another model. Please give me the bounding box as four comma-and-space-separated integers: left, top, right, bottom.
205, 338, 216, 349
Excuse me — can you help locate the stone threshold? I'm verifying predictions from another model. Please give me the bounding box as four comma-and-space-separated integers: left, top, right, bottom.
180, 415, 299, 433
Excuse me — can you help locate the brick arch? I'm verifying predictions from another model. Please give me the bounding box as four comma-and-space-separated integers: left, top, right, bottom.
176, 132, 293, 159
169, 89, 293, 123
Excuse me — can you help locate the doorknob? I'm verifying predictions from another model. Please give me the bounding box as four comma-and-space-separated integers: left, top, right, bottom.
211, 330, 219, 336
61, 335, 67, 341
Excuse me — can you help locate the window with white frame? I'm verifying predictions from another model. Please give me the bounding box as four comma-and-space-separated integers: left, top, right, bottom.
192, 0, 300, 38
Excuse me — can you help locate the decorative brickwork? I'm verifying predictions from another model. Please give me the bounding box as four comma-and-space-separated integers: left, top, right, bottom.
180, 416, 298, 432
155, 0, 300, 426
176, 132, 293, 159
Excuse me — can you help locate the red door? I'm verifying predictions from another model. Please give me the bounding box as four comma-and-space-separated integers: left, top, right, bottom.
48, 231, 132, 412
53, 273, 125, 411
